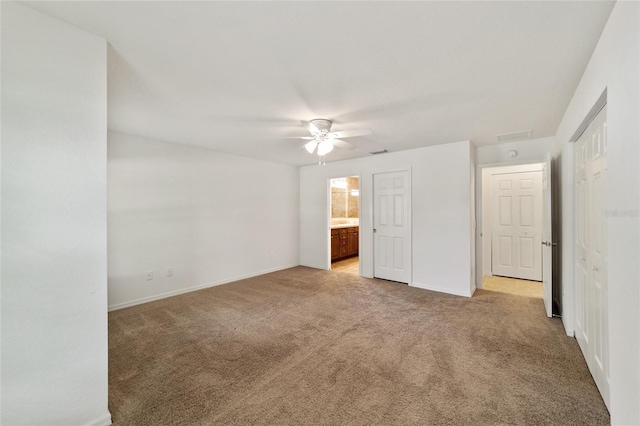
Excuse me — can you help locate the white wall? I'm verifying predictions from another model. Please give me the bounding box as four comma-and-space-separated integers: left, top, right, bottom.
557, 142, 574, 335
553, 2, 640, 424
300, 141, 474, 297
107, 132, 299, 310
1, 3, 110, 425
475, 137, 553, 166
469, 146, 476, 295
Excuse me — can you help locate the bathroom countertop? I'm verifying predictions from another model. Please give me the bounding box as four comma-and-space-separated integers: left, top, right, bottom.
330, 224, 359, 229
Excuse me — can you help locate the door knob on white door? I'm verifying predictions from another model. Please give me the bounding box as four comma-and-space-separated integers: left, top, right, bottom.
542, 241, 558, 247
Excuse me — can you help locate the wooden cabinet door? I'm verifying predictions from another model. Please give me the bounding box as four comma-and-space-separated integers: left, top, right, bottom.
347, 228, 358, 255
354, 228, 359, 254
331, 230, 340, 260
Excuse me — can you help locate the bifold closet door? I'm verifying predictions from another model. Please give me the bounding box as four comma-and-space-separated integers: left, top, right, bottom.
574, 104, 609, 409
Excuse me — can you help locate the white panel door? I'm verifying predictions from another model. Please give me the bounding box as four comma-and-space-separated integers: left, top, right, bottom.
575, 138, 589, 355
542, 153, 553, 318
575, 104, 609, 408
491, 171, 543, 281
373, 171, 410, 283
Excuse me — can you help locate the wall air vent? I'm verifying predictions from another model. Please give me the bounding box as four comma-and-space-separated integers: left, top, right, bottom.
496, 130, 532, 142
369, 149, 388, 155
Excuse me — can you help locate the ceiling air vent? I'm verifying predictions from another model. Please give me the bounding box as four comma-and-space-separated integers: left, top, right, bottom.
369, 149, 388, 155
496, 130, 532, 142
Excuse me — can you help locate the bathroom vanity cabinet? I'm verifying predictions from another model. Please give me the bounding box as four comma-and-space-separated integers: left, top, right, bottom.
331, 226, 359, 261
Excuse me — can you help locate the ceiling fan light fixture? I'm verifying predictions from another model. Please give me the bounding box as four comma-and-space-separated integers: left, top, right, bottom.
294, 119, 364, 161
317, 139, 334, 156
304, 140, 318, 153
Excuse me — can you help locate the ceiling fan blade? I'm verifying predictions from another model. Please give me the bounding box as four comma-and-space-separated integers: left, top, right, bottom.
332, 139, 356, 150
330, 128, 372, 139
278, 136, 315, 139
301, 120, 322, 136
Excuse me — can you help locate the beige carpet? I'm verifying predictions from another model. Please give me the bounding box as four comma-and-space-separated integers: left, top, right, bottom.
482, 275, 543, 298
109, 267, 609, 425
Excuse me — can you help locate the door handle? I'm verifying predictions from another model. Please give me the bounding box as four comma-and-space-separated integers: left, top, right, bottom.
373, 228, 377, 233
542, 241, 558, 247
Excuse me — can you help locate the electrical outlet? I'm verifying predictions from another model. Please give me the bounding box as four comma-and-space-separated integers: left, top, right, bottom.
167, 267, 174, 277
145, 270, 153, 281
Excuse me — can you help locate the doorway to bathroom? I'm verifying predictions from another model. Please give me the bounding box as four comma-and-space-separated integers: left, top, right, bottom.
329, 176, 360, 275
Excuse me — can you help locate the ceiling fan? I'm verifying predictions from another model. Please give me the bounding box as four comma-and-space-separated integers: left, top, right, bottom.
291, 119, 372, 160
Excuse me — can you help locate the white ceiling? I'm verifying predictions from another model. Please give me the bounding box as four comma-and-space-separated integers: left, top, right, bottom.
26, 1, 614, 166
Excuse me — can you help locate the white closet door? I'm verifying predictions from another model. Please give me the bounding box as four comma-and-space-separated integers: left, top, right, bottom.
575, 104, 609, 409
491, 171, 543, 281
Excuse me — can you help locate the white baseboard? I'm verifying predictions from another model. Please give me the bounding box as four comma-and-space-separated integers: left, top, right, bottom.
562, 317, 575, 337
86, 412, 112, 426
108, 264, 299, 311
410, 282, 473, 298
299, 262, 329, 271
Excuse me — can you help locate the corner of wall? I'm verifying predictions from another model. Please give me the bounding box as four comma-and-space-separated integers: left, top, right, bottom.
2, 3, 109, 424
470, 142, 477, 293
87, 412, 112, 426
107, 132, 301, 309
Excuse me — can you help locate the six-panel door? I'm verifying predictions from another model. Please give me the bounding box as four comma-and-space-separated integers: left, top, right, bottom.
491, 171, 543, 281
373, 171, 410, 283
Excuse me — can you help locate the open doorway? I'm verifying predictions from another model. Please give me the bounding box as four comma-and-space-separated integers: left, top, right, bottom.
329, 176, 360, 275
480, 164, 545, 299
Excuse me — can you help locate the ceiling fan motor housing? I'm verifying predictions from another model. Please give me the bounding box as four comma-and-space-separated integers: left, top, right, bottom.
310, 118, 332, 134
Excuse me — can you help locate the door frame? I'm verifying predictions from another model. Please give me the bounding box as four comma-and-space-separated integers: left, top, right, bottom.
563, 90, 607, 338
372, 168, 412, 284
477, 163, 544, 288
327, 173, 362, 276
